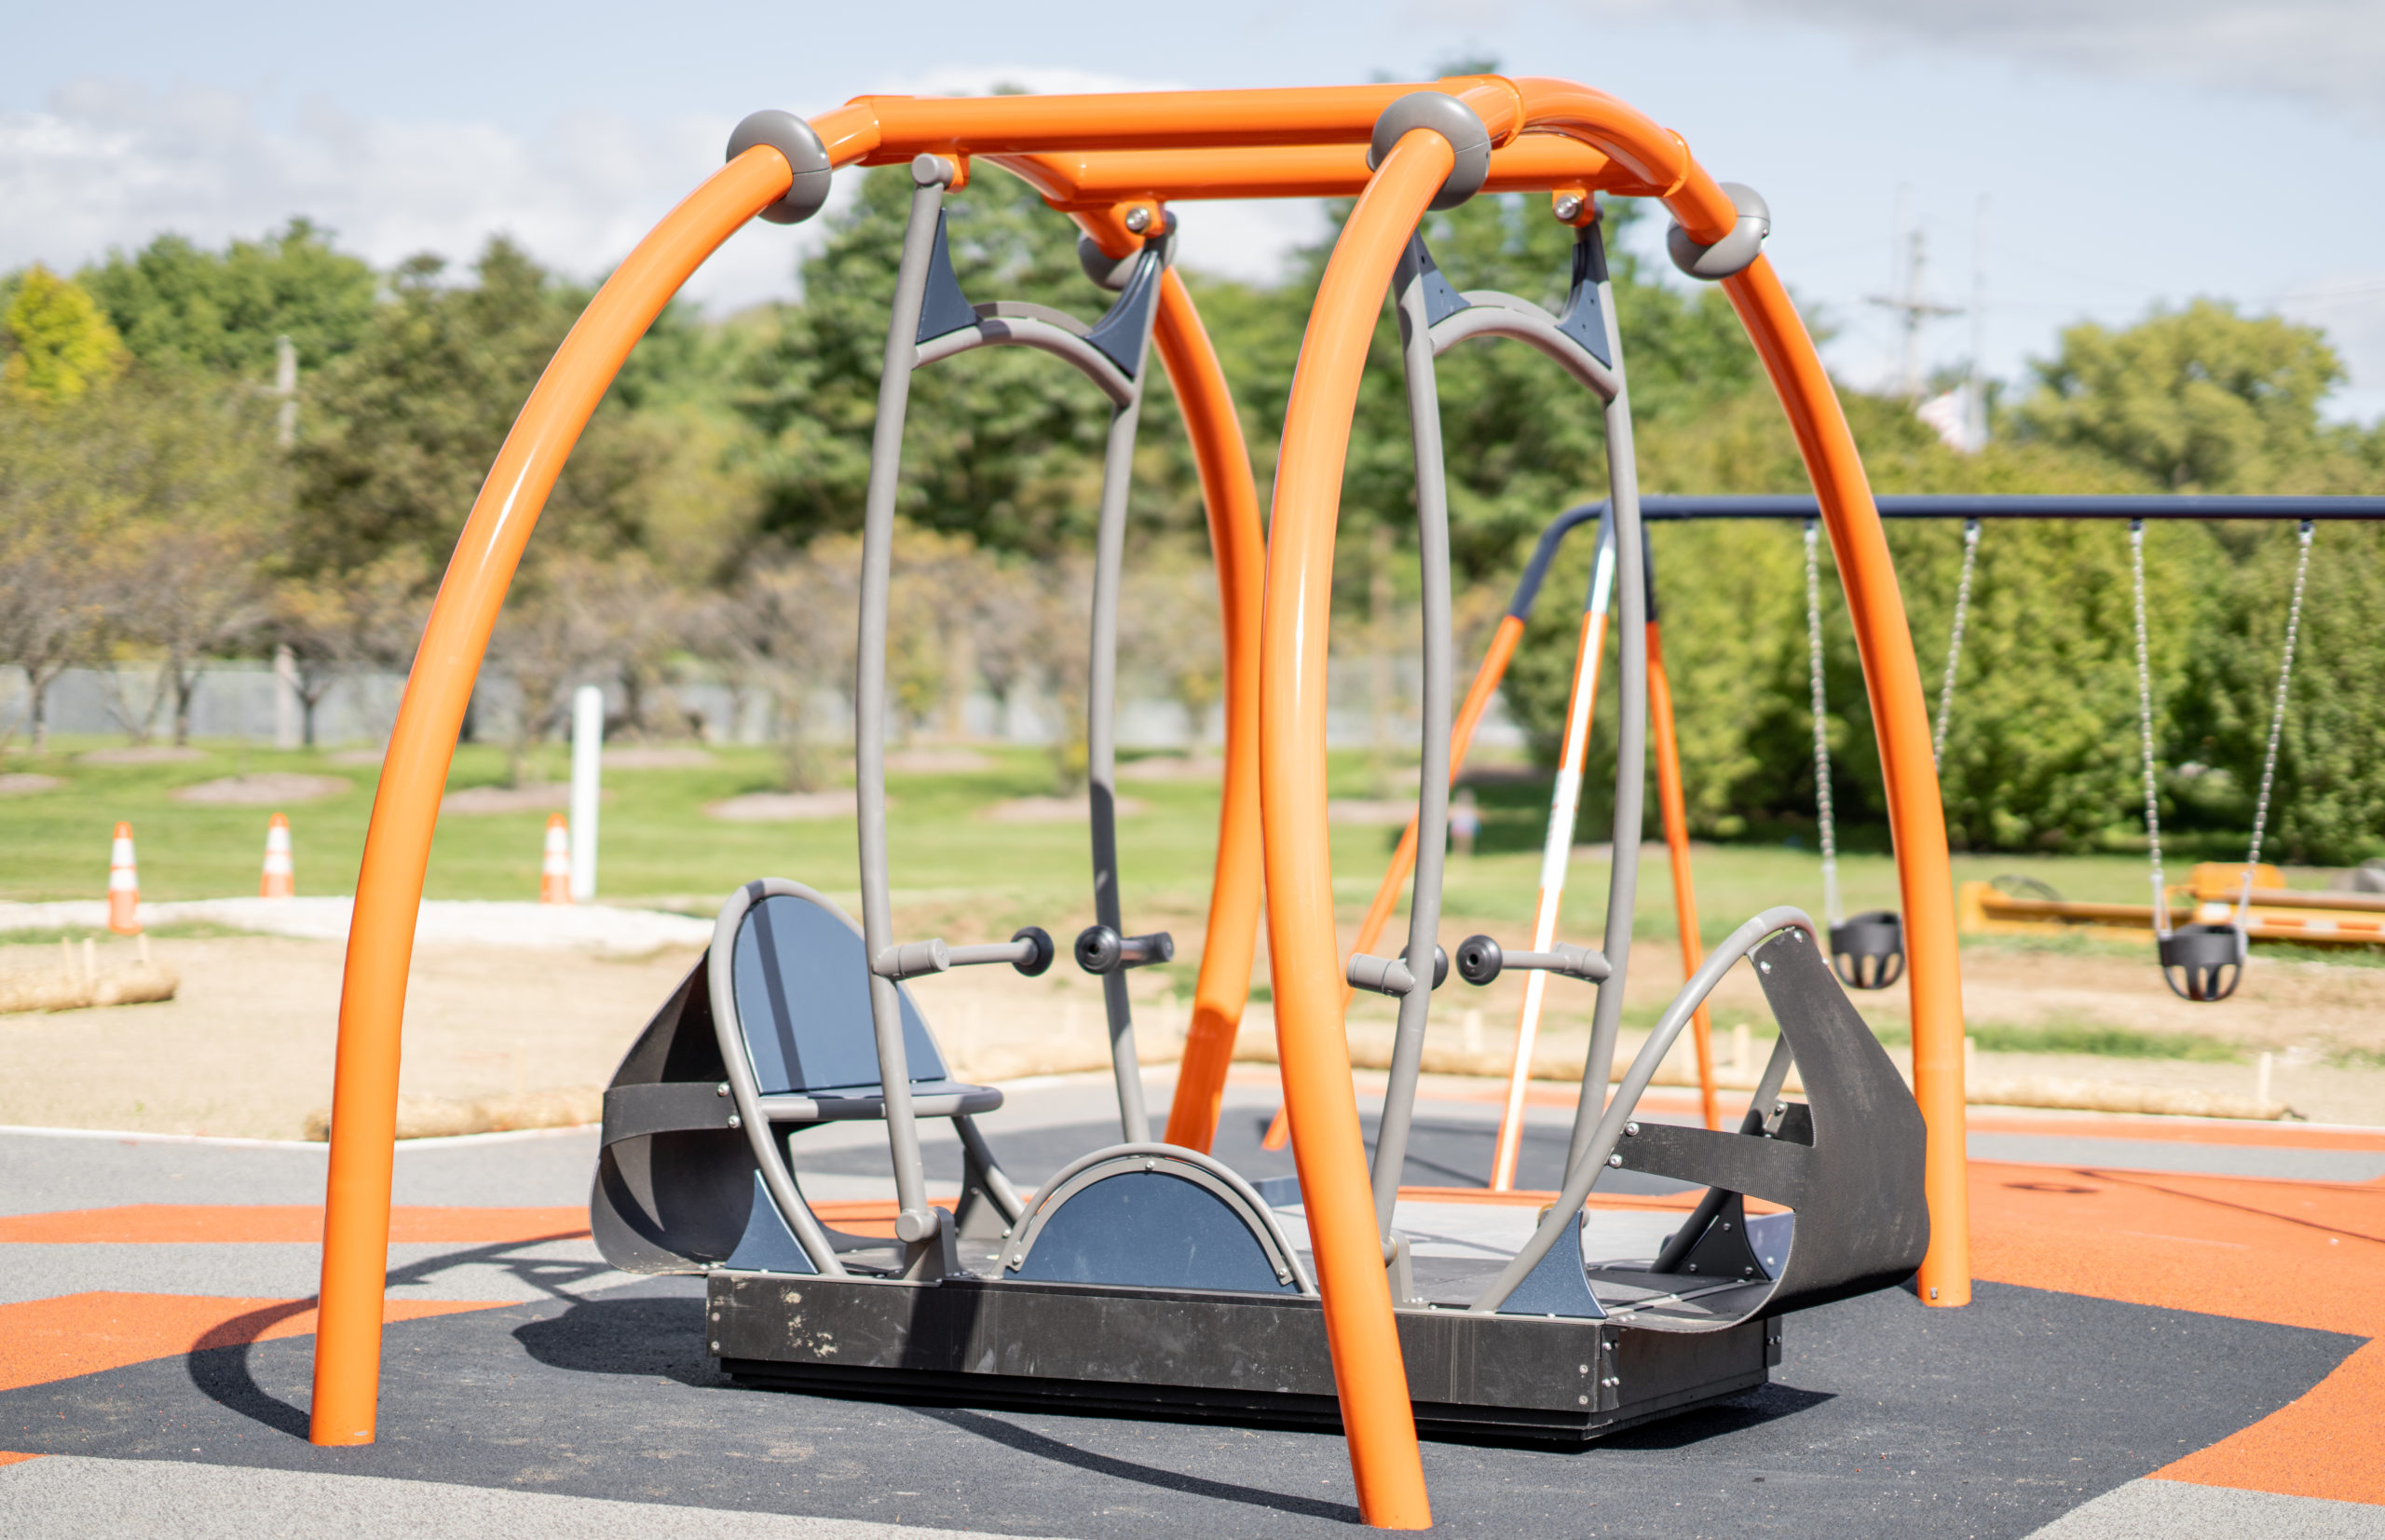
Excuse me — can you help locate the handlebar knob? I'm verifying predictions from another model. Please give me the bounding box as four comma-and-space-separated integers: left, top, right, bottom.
1075, 925, 1173, 974
1455, 935, 1503, 987
1010, 926, 1055, 977
1075, 925, 1124, 974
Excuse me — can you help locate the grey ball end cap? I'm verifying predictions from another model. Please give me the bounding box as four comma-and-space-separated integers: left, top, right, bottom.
1367, 91, 1492, 212
729, 109, 833, 226
1077, 235, 1138, 293
1667, 182, 1770, 280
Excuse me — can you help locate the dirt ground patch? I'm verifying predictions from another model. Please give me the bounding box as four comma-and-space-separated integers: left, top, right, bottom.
5, 921, 2383, 1140
0, 928, 1171, 1140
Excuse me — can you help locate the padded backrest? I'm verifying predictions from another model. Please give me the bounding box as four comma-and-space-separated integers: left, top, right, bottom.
729, 892, 947, 1094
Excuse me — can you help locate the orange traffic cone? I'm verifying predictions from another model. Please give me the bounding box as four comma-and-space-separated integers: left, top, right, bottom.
108, 822, 142, 934
260, 812, 294, 899
540, 813, 572, 905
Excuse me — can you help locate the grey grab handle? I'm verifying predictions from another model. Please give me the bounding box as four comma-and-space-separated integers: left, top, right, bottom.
1074, 924, 1174, 974
881, 925, 1056, 980
1345, 945, 1450, 997
1452, 935, 1611, 987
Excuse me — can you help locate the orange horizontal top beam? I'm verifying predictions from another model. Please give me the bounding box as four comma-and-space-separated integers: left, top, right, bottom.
804, 75, 1738, 243
822, 78, 1520, 157
994, 135, 1667, 211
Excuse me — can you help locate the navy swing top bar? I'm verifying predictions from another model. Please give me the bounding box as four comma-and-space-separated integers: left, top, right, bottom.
1636, 494, 2385, 522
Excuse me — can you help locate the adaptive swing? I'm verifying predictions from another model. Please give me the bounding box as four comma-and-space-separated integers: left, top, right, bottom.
1804, 513, 1981, 991
305, 82, 1973, 1526
2131, 517, 2317, 1002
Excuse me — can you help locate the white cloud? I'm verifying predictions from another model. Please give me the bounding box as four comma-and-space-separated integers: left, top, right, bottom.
0, 69, 1334, 314
2276, 272, 2385, 424
1588, 0, 2385, 123
0, 79, 803, 307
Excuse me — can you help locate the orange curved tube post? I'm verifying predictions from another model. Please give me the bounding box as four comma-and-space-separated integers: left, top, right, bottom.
1720, 255, 1969, 1305
1258, 130, 1452, 1531
1152, 266, 1268, 1155
1505, 79, 1738, 243
306, 146, 802, 1447
1645, 618, 1720, 1131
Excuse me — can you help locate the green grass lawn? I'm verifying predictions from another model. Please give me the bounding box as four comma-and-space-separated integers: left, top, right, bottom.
0, 733, 2228, 952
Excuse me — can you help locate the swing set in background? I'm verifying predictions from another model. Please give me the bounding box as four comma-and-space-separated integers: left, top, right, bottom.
1286, 489, 2385, 1177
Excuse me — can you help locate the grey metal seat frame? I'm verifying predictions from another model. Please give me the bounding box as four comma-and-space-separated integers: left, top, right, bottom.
848, 154, 1177, 1268
1373, 218, 1927, 1329
709, 877, 1022, 1277
1342, 219, 1641, 1275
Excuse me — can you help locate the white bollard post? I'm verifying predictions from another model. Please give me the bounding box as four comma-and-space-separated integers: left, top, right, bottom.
569, 685, 603, 903
273, 646, 303, 750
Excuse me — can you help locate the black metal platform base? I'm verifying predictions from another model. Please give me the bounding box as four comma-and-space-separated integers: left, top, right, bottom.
711, 1271, 1778, 1442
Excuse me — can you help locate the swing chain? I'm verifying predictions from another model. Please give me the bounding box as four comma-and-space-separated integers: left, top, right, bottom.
2129, 520, 2170, 939
1930, 518, 1980, 769
1804, 520, 1840, 926
2235, 520, 2316, 932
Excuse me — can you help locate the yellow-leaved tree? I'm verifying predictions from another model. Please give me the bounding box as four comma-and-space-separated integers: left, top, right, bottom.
1, 266, 128, 403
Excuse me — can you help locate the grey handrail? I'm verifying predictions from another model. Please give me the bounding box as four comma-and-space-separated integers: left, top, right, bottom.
852, 157, 955, 1256
1430, 297, 1619, 402
1368, 236, 1460, 1243
1083, 238, 1166, 1145
1470, 906, 1818, 1314
916, 315, 1136, 407
1568, 223, 1648, 1177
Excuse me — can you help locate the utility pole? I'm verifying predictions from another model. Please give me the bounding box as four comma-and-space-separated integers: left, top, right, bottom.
1870, 227, 1962, 399
1965, 198, 1990, 451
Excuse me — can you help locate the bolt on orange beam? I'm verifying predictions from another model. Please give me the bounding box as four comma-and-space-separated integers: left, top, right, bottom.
1148, 266, 1268, 1156
1720, 253, 1969, 1305
306, 144, 802, 1448
1258, 129, 1454, 1531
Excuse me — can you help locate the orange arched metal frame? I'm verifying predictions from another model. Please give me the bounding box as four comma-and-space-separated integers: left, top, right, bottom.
307, 79, 1967, 1533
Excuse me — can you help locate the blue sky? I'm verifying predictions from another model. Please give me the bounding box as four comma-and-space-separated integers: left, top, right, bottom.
6, 0, 2382, 419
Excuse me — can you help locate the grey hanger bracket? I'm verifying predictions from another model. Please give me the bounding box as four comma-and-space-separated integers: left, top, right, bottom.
914, 211, 981, 348
1401, 233, 1471, 328
1556, 222, 1613, 368
1081, 237, 1169, 380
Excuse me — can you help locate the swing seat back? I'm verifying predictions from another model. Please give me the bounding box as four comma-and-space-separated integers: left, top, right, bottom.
2160, 923, 2244, 1002
1829, 909, 1905, 991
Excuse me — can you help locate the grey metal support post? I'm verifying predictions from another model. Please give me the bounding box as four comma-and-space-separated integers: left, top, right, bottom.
1084, 239, 1166, 1145
1369, 236, 1458, 1241
1567, 218, 1649, 1176
854, 155, 954, 1255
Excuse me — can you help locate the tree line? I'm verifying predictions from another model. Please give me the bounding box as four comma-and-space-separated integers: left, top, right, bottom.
3, 169, 2382, 859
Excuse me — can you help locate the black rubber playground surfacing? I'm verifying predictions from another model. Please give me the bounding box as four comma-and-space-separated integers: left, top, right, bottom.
0, 1279, 2353, 1539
